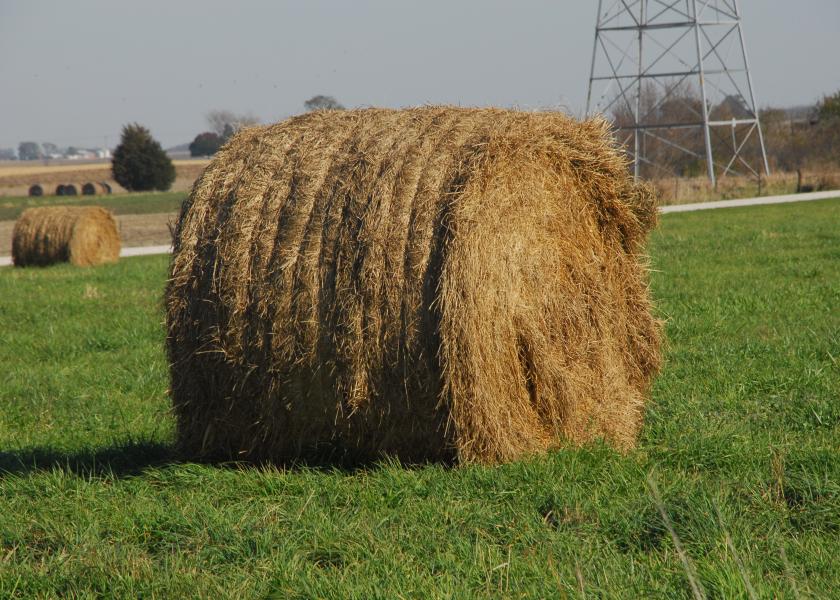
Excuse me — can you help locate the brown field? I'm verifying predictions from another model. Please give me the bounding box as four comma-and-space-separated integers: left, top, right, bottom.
653, 169, 840, 204
2, 158, 836, 205
0, 159, 210, 197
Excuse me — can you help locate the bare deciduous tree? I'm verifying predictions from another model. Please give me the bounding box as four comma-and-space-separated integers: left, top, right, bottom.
610, 82, 770, 179
304, 95, 344, 112
206, 110, 260, 139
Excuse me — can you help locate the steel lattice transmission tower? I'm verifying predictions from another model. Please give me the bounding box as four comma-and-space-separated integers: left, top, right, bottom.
586, 0, 770, 185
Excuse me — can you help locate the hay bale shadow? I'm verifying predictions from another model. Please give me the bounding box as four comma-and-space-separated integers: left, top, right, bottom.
0, 440, 176, 478
0, 439, 436, 478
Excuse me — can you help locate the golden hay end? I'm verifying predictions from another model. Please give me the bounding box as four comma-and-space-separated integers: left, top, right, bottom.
12, 206, 121, 267
166, 107, 662, 465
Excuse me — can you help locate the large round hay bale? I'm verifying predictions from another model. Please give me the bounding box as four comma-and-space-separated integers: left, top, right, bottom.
166, 107, 662, 465
28, 183, 45, 197
12, 206, 121, 267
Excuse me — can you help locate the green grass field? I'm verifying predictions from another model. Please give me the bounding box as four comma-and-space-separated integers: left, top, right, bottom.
1, 200, 838, 598
0, 191, 186, 221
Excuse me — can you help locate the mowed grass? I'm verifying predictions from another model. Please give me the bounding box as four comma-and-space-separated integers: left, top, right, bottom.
1, 200, 838, 598
0, 191, 186, 221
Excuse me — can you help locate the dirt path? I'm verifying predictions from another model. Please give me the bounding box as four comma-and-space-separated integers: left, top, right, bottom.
0, 212, 177, 257
659, 189, 840, 213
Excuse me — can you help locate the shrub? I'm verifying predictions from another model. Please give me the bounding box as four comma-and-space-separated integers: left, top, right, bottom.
189, 132, 224, 157
111, 124, 175, 191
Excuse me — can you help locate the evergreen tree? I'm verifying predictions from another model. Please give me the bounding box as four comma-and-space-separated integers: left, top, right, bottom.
111, 123, 175, 191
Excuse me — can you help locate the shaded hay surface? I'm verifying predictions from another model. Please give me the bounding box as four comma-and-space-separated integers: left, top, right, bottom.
166, 107, 661, 465
12, 206, 121, 267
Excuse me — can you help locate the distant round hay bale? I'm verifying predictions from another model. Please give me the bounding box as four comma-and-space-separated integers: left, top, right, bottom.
166, 107, 662, 465
81, 181, 111, 195
56, 183, 80, 196
12, 206, 121, 267
28, 183, 45, 197
62, 183, 79, 196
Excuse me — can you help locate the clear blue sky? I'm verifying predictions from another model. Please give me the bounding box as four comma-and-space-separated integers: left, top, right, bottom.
1, 0, 838, 149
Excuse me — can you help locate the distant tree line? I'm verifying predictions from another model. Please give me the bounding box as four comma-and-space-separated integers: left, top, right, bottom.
187, 110, 260, 157
761, 90, 840, 173
12, 141, 106, 161
188, 96, 345, 157
610, 86, 840, 178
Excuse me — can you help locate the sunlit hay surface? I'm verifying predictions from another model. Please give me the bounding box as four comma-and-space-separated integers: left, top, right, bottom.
12, 205, 121, 267
166, 106, 662, 465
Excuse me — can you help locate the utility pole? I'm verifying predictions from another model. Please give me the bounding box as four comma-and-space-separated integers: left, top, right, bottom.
586, 0, 770, 186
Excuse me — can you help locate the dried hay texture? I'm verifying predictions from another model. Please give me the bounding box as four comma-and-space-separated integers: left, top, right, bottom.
28, 183, 45, 197
12, 206, 121, 267
166, 107, 661, 465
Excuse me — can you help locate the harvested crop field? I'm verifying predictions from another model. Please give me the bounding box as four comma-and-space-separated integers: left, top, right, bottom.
0, 159, 209, 197
0, 190, 186, 257
1, 198, 838, 597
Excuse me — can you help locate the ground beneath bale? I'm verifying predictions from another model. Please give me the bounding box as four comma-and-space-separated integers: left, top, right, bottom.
0, 199, 838, 597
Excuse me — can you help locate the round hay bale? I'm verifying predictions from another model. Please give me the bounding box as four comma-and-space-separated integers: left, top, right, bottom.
81, 182, 98, 195
12, 206, 121, 267
28, 183, 45, 197
166, 107, 662, 465
62, 183, 79, 196
82, 181, 112, 195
